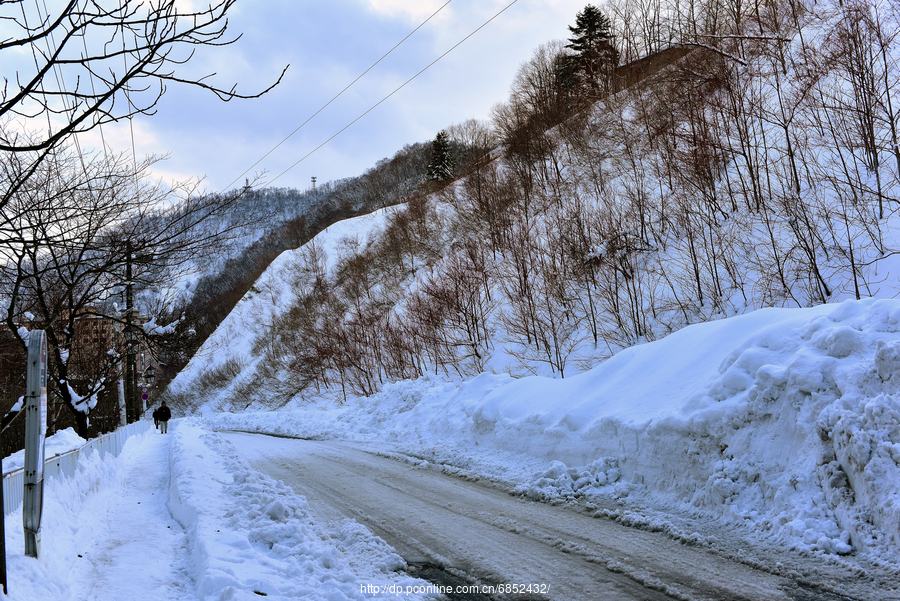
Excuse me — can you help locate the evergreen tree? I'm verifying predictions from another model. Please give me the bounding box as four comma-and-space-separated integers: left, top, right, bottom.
563, 5, 619, 95
427, 130, 454, 182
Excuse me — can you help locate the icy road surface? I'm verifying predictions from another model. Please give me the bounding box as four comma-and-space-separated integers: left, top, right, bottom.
223, 432, 864, 601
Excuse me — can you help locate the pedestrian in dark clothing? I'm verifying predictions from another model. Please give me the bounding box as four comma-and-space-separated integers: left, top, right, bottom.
152, 407, 160, 429
157, 401, 171, 433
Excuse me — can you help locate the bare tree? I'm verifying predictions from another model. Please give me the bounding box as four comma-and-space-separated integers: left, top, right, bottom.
0, 0, 285, 154
0, 0, 284, 436
418, 241, 496, 375
0, 142, 264, 436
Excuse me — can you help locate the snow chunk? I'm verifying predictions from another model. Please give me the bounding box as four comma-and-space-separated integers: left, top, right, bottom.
142, 315, 180, 336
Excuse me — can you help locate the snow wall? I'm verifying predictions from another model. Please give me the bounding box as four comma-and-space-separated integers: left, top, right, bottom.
449, 299, 900, 556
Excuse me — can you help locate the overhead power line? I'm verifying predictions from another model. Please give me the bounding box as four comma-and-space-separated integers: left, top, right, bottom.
264, 0, 521, 189
222, 0, 454, 193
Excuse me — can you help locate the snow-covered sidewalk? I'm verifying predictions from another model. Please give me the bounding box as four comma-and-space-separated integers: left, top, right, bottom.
3, 426, 172, 600
2, 421, 431, 601
64, 425, 191, 601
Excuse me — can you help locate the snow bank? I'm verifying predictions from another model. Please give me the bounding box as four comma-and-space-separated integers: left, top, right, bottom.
206, 298, 900, 563
169, 421, 434, 600
2, 427, 87, 473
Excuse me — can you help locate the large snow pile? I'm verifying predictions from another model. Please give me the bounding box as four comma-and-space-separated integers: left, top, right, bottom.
206, 298, 900, 563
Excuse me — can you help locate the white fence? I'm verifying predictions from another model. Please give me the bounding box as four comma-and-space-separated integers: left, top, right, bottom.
2, 421, 152, 516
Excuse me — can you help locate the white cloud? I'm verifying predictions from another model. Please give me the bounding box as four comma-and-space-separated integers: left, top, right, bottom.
172, 0, 199, 13
362, 0, 449, 21
79, 119, 160, 159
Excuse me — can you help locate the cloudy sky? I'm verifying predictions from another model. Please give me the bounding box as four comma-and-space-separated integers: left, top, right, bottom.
84, 0, 594, 194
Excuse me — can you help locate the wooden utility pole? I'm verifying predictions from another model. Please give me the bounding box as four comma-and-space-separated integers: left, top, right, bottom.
125, 244, 137, 423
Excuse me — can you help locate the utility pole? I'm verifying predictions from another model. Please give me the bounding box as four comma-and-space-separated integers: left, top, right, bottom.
123, 244, 153, 423
124, 243, 137, 423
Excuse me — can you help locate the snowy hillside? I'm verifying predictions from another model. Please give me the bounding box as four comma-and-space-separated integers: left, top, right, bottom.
169, 0, 900, 407
166, 207, 393, 411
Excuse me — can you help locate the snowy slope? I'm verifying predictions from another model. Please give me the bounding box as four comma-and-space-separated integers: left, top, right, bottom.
166, 207, 393, 410
205, 298, 900, 566
162, 156, 900, 575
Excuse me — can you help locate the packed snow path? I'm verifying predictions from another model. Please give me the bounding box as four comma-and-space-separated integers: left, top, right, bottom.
67, 426, 191, 600
225, 432, 855, 601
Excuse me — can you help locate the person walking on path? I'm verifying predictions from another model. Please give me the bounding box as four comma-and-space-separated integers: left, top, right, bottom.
157, 401, 172, 433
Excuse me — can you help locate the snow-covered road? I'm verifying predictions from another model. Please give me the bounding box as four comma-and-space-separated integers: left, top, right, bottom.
225, 431, 853, 601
